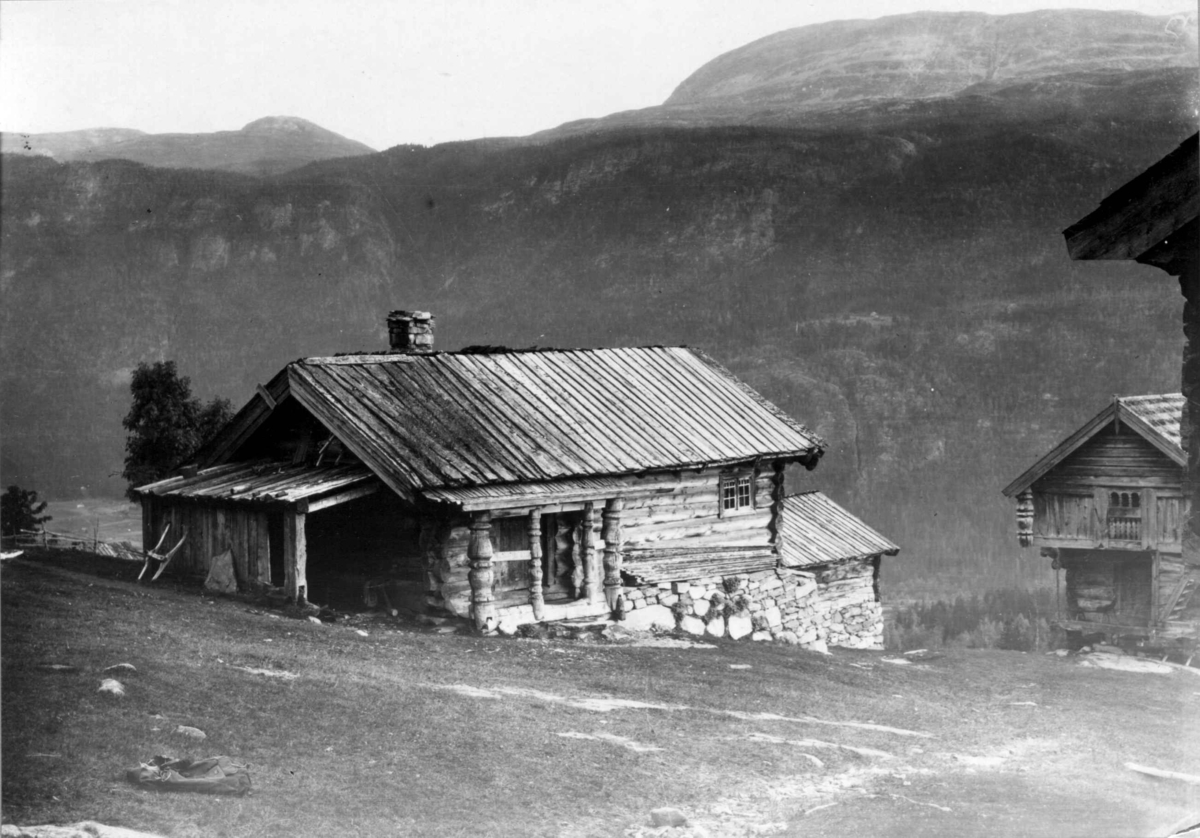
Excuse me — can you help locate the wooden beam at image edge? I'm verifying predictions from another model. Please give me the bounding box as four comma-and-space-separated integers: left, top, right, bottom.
300, 482, 384, 514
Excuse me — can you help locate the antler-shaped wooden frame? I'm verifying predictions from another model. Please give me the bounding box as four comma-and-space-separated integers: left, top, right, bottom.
138, 523, 188, 582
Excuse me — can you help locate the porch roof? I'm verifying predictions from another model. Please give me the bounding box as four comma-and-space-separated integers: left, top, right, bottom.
132, 459, 379, 509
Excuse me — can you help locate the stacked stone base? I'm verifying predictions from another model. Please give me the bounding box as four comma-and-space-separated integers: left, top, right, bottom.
618, 559, 883, 650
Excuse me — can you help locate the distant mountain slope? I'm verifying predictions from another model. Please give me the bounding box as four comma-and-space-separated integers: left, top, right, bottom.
1, 128, 147, 159
536, 9, 1197, 139
668, 10, 1197, 107
1, 117, 375, 176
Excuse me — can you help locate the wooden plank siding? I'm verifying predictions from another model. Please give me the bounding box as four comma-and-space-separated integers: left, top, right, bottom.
145, 498, 273, 588
1031, 422, 1184, 552
1035, 424, 1182, 489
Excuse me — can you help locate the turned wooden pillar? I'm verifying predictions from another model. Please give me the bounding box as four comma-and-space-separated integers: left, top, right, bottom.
283, 510, 307, 604
468, 511, 497, 632
769, 460, 786, 558
528, 510, 545, 621
1016, 490, 1034, 548
602, 498, 623, 610
582, 501, 599, 603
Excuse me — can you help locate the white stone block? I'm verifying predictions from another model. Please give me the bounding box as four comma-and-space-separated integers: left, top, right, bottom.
764, 606, 783, 627
728, 614, 753, 640
679, 615, 706, 636
751, 631, 773, 642
659, 594, 679, 607
706, 616, 726, 638
621, 604, 676, 632
692, 598, 710, 618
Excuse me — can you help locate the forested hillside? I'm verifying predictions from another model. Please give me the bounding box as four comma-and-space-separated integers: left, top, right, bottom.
2, 10, 1196, 589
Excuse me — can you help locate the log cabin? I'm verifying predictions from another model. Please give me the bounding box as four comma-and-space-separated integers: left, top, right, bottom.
1003, 394, 1200, 643
131, 311, 899, 645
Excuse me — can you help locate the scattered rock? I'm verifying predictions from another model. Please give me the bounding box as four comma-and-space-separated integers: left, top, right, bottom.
621, 604, 676, 632
650, 807, 689, 827
36, 664, 79, 674
1054, 649, 1069, 656
97, 679, 125, 697
174, 725, 206, 740
307, 616, 323, 625
355, 630, 369, 637
103, 663, 137, 675
729, 664, 752, 670
518, 623, 550, 640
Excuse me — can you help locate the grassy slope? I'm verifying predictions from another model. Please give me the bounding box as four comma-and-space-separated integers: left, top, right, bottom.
3, 551, 1199, 838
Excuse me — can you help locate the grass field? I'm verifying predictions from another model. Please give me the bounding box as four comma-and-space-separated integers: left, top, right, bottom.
3, 550, 1199, 837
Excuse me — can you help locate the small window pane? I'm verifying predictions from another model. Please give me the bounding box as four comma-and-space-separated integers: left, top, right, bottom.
1131, 492, 1140, 509
721, 478, 737, 510
1110, 492, 1120, 507
1121, 493, 1129, 508
737, 476, 752, 508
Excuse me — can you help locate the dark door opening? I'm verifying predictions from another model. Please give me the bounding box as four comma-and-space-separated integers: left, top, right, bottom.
267, 513, 285, 587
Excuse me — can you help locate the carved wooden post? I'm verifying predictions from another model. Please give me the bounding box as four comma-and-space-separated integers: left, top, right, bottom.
468, 511, 496, 632
528, 510, 545, 621
1016, 490, 1034, 548
602, 498, 623, 610
770, 460, 786, 558
582, 502, 598, 603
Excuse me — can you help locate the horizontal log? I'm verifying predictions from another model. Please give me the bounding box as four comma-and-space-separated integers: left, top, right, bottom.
627, 530, 774, 550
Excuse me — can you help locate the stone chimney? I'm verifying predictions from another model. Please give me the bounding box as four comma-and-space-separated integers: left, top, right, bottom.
386, 310, 435, 353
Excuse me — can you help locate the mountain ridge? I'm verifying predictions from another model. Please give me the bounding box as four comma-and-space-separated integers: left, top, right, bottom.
0, 116, 375, 177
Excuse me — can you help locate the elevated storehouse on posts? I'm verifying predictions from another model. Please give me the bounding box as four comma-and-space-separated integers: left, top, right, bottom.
1003, 394, 1200, 643
1062, 132, 1199, 566
132, 311, 898, 647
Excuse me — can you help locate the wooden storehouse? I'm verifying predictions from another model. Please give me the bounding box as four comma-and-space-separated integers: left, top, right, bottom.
1063, 132, 1199, 562
132, 310, 898, 641
1003, 394, 1200, 643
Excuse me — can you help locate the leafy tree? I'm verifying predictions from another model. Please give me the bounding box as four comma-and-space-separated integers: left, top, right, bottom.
121, 361, 233, 498
1, 485, 51, 537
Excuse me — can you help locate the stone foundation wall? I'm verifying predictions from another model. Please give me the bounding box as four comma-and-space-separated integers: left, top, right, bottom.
619, 558, 883, 650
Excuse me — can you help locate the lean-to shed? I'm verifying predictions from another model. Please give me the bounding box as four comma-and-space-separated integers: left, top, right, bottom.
133, 311, 898, 645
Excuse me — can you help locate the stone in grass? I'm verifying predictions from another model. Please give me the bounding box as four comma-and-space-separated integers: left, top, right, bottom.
104, 663, 138, 675
97, 679, 126, 697
37, 664, 79, 674
650, 807, 689, 827
174, 725, 207, 740
750, 631, 773, 642
801, 639, 831, 655
307, 616, 323, 625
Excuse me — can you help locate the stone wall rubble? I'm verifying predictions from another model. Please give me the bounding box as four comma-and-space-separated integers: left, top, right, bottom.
617, 557, 883, 650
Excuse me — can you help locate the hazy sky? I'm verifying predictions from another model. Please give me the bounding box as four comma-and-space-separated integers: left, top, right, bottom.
0, 0, 1192, 149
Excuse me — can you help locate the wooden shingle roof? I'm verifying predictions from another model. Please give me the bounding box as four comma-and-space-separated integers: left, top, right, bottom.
778, 491, 899, 568
1001, 393, 1184, 497
202, 346, 824, 502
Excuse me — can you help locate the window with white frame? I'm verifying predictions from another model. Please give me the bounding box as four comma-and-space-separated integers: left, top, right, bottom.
720, 472, 754, 515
